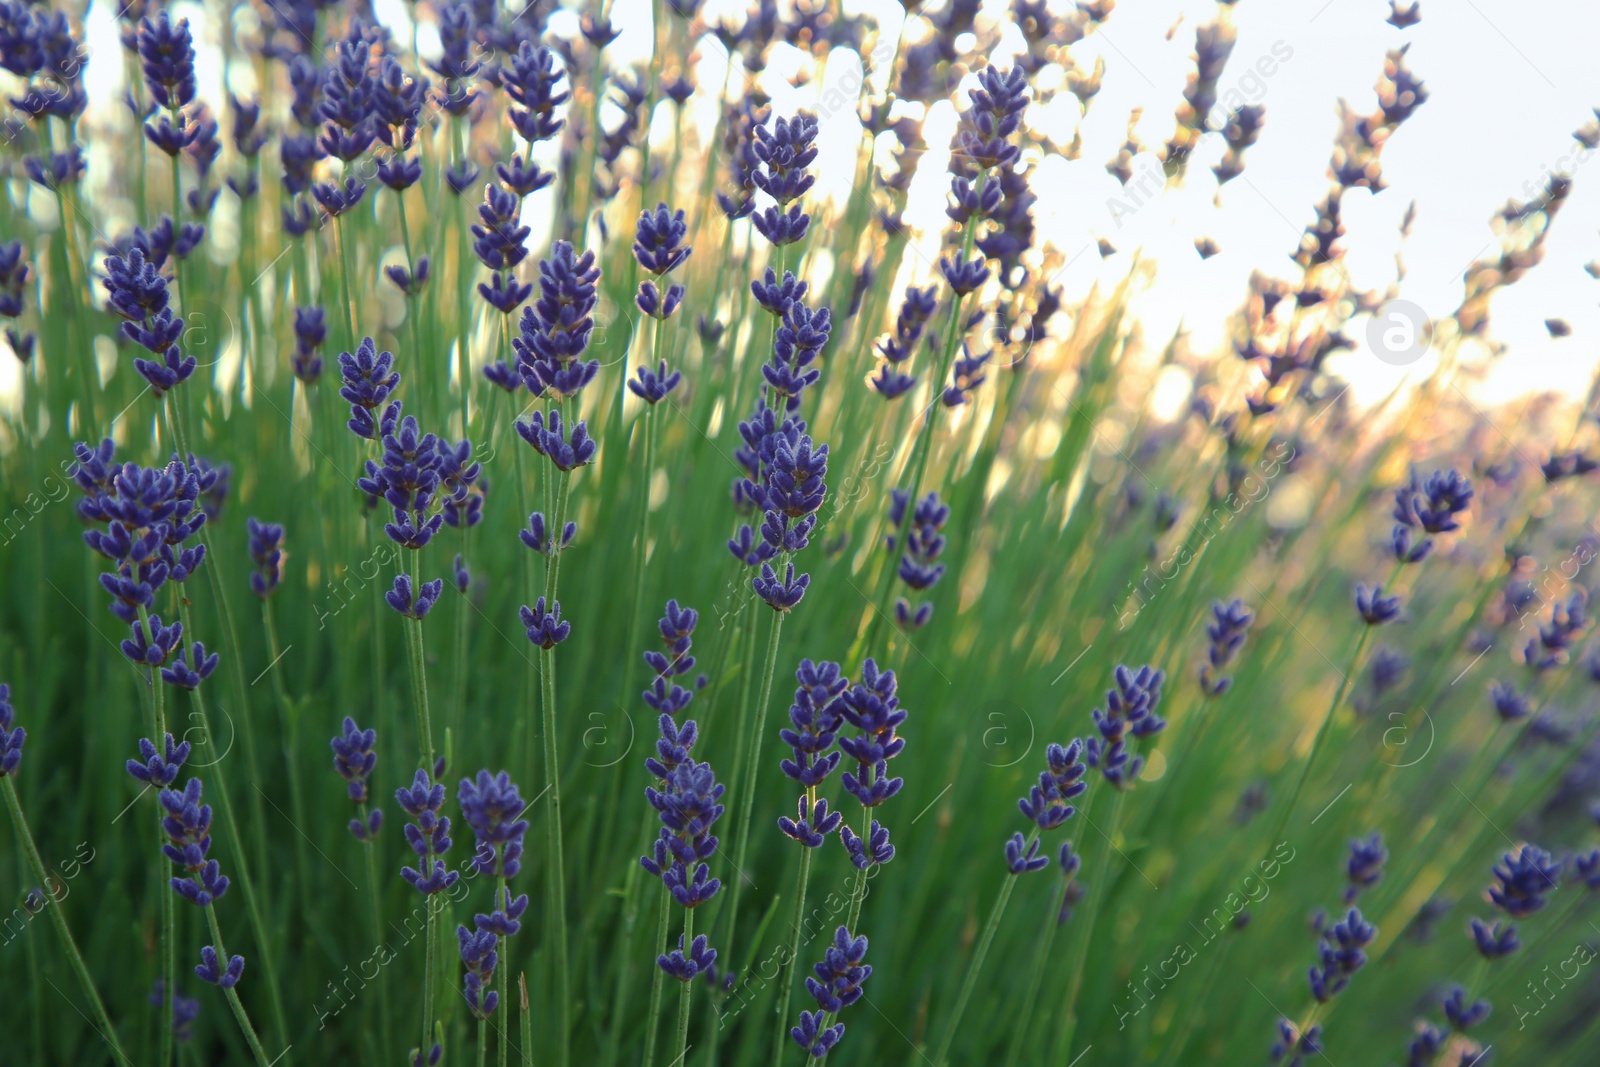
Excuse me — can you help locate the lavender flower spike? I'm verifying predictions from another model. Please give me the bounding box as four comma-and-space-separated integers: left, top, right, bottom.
0, 684, 25, 775
195, 945, 245, 988
127, 733, 190, 786
397, 769, 459, 896
459, 770, 529, 878
792, 925, 870, 1057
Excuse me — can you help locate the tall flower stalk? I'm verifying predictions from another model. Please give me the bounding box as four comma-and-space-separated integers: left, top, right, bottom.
513, 236, 602, 1067
1053, 666, 1166, 1061
638, 625, 725, 1067
1, 685, 130, 1065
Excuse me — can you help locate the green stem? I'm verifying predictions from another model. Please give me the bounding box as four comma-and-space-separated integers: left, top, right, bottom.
539, 446, 574, 1067
403, 548, 438, 769
674, 906, 696, 1066
360, 808, 394, 1066
395, 190, 429, 425
1000, 881, 1065, 1067
335, 214, 360, 354
1053, 784, 1126, 1062
422, 896, 437, 1067
454, 117, 474, 438
771, 818, 815, 1067
261, 601, 312, 918
853, 173, 987, 667
170, 596, 288, 1047
929, 833, 1033, 1067
497, 874, 510, 1067
1, 777, 131, 1065
627, 397, 659, 720
643, 889, 672, 1067
806, 809, 872, 1067
401, 546, 439, 1062
202, 905, 274, 1067
134, 624, 175, 1067
1260, 558, 1405, 868
166, 397, 278, 964
49, 183, 99, 434
720, 585, 789, 1004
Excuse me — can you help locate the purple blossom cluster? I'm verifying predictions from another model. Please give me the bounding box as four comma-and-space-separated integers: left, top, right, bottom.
330, 717, 382, 841
456, 769, 531, 1018
100, 245, 196, 395
397, 770, 459, 897
885, 490, 950, 630
729, 400, 830, 612
72, 440, 220, 687
1200, 598, 1255, 697
1084, 665, 1166, 789
792, 926, 871, 1058
868, 285, 937, 401
0, 241, 35, 364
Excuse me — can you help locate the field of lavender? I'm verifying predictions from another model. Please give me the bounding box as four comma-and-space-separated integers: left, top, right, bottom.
3, 0, 1598, 1064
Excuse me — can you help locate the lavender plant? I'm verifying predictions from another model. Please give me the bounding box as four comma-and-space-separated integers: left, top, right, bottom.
6, 3, 1600, 1067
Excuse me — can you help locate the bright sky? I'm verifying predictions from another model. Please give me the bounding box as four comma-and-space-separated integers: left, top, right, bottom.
15, 0, 1600, 416
1016, 0, 1600, 407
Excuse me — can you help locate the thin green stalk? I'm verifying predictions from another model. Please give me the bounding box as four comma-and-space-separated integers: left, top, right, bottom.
360, 807, 394, 1065
261, 601, 312, 917
156, 674, 175, 1067
20, 836, 44, 1063
166, 396, 278, 964
395, 190, 429, 424
1053, 784, 1125, 1062
771, 805, 815, 1067
453, 514, 471, 767
2, 777, 131, 1066
48, 183, 99, 434
403, 547, 438, 769
170, 596, 288, 1047
806, 809, 872, 1067
643, 889, 672, 1067
1259, 558, 1403, 858
369, 515, 390, 785
453, 115, 474, 439
334, 214, 360, 354
929, 833, 1036, 1067
399, 544, 440, 1062
504, 349, 536, 785
136, 601, 176, 1067
497, 874, 510, 1067
626, 393, 659, 715
1000, 881, 1065, 1067
674, 906, 696, 1066
128, 56, 148, 218
852, 174, 987, 667
539, 439, 574, 1067
166, 156, 190, 334
202, 905, 274, 1067
720, 579, 789, 1003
